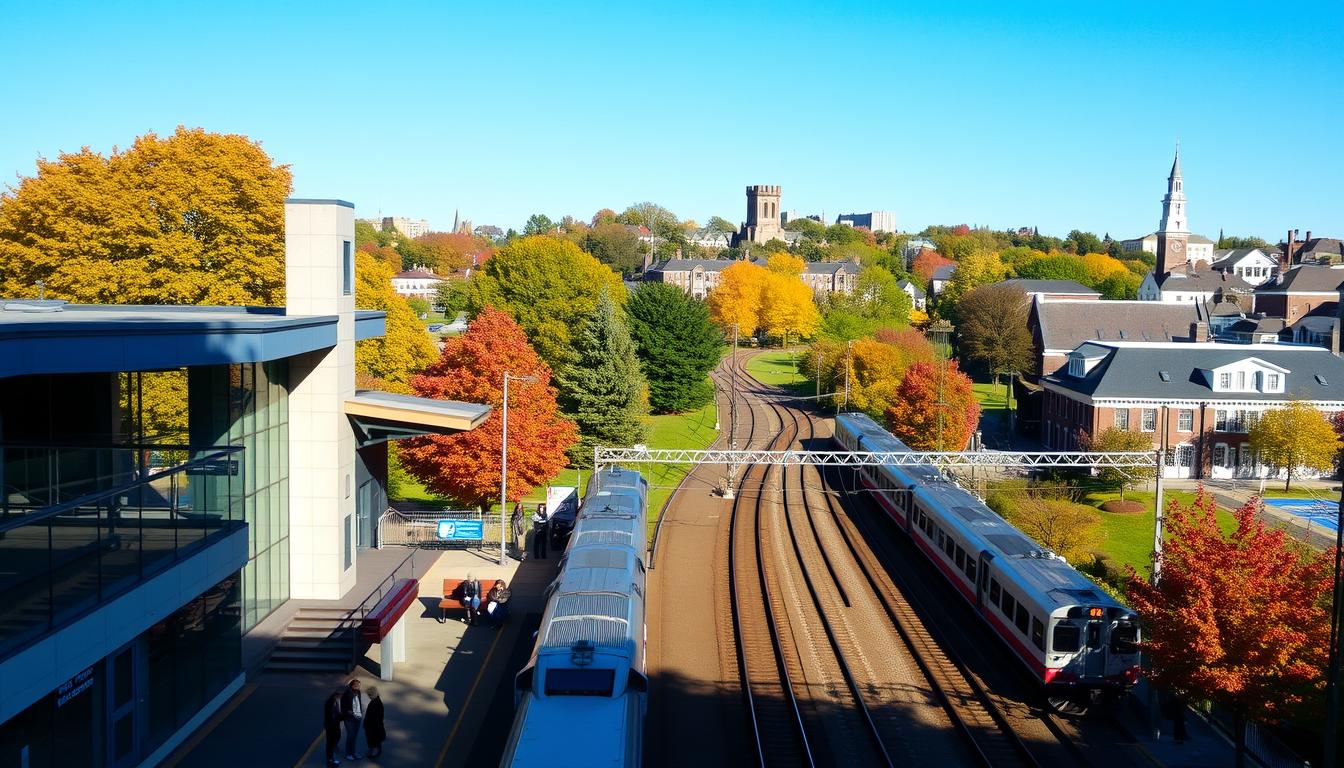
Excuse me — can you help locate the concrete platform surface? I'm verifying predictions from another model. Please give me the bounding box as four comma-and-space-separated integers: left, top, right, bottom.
162, 546, 560, 768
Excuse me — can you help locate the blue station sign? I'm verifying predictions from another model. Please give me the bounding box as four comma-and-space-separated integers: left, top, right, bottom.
436, 519, 484, 541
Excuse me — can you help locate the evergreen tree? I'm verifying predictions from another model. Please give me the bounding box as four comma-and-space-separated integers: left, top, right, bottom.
556, 291, 649, 467
626, 283, 724, 413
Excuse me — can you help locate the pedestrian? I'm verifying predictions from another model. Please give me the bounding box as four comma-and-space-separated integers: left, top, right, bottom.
485, 579, 512, 629
511, 501, 526, 561
364, 685, 386, 759
1170, 694, 1188, 743
460, 573, 482, 625
532, 503, 549, 559
340, 679, 364, 760
324, 692, 344, 766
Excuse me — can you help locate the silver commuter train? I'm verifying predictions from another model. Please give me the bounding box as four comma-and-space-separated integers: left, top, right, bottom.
500, 467, 649, 767
834, 413, 1141, 707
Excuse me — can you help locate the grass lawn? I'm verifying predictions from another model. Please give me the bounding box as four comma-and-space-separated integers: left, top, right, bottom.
971, 381, 1010, 413
1083, 489, 1236, 575
744, 350, 806, 388
642, 402, 721, 536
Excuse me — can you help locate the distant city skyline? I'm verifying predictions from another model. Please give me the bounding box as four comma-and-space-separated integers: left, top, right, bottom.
0, 1, 1339, 241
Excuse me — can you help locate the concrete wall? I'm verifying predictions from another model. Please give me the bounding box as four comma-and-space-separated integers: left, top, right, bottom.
285, 200, 358, 600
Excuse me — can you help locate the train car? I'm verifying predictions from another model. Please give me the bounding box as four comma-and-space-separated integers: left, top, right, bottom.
499, 467, 649, 768
834, 413, 1141, 709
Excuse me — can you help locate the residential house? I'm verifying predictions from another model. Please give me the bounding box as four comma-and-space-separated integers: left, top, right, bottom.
1137, 265, 1254, 304
929, 264, 956, 297
1252, 264, 1344, 321
897, 279, 926, 311
1209, 247, 1279, 286
1040, 340, 1344, 479
390, 266, 446, 300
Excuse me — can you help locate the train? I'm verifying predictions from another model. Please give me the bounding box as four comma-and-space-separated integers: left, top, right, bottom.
499, 466, 649, 768
833, 412, 1141, 709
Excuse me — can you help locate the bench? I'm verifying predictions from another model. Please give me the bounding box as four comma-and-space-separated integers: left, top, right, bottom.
438, 578, 504, 622
360, 578, 419, 644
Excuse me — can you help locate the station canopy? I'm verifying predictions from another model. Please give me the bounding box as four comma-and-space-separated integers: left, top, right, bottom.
344, 390, 491, 447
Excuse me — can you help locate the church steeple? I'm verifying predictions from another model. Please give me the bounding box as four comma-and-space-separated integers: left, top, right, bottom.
1158, 144, 1188, 234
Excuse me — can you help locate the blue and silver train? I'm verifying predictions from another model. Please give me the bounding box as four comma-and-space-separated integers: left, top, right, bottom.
834, 413, 1141, 707
499, 467, 648, 767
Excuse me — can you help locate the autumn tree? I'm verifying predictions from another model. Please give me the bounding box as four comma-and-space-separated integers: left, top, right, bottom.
1249, 400, 1341, 490
911, 249, 954, 285
626, 283, 723, 413
886, 359, 980, 450
1126, 492, 1334, 765
766, 252, 806, 275
708, 260, 768, 337
955, 283, 1035, 382
992, 495, 1103, 564
0, 126, 290, 304
399, 307, 577, 511
400, 231, 482, 274
761, 271, 821, 345
941, 247, 1007, 305
354, 252, 438, 393
463, 235, 627, 368
1080, 427, 1154, 500
582, 221, 644, 275
554, 292, 649, 467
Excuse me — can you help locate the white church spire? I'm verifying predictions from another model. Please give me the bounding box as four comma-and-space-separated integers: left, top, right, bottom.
1158, 143, 1188, 234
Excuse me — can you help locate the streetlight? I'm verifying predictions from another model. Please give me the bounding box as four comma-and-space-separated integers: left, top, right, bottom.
499, 371, 537, 566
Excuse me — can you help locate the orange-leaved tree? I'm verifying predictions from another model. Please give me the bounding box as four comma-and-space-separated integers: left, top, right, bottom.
885, 359, 980, 450
1126, 491, 1334, 766
911, 248, 954, 286
399, 306, 577, 511
708, 260, 768, 337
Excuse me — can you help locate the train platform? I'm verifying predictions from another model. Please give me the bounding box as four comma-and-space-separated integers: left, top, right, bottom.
161, 546, 559, 768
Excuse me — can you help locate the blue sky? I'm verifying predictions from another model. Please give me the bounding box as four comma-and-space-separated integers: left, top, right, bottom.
1, 1, 1340, 241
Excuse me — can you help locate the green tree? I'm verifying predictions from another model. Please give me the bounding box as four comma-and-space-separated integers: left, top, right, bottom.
706, 216, 738, 235
941, 247, 1007, 307
354, 252, 438, 393
0, 126, 290, 304
582, 222, 644, 275
1217, 234, 1271, 250
1065, 229, 1104, 255
464, 235, 627, 368
848, 266, 912, 325
955, 283, 1034, 380
554, 291, 649, 467
1080, 427, 1154, 500
1248, 400, 1341, 490
1013, 254, 1091, 284
626, 283, 723, 413
523, 214, 555, 236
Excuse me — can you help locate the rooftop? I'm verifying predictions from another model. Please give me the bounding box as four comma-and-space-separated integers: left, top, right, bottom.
1257, 264, 1344, 294
1031, 299, 1201, 351
1001, 278, 1099, 296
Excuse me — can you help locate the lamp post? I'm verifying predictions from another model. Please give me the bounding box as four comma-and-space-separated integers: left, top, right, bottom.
499, 372, 537, 566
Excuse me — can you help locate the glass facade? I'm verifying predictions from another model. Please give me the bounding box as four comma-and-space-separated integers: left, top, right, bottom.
191, 362, 290, 631
0, 574, 241, 768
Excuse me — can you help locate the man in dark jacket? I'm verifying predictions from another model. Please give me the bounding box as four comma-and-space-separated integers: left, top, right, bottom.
340, 679, 364, 760
531, 504, 549, 559
324, 692, 344, 766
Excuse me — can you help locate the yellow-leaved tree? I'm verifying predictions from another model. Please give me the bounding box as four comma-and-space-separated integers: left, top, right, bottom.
708, 261, 768, 337
761, 271, 820, 345
766, 252, 805, 276
1248, 400, 1341, 491
0, 126, 290, 305
354, 252, 439, 393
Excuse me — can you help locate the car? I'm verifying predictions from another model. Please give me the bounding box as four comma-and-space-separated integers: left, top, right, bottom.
426, 323, 444, 332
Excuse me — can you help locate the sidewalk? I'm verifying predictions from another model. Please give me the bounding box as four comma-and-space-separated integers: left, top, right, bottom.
163, 547, 559, 768
1120, 683, 1238, 768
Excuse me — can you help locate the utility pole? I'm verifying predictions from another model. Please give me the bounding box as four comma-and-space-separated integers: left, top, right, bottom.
725, 324, 739, 499
936, 360, 947, 451
815, 348, 822, 401
841, 340, 852, 413
1325, 476, 1344, 766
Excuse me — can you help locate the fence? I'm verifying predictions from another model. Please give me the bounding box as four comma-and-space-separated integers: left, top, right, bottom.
376, 507, 509, 553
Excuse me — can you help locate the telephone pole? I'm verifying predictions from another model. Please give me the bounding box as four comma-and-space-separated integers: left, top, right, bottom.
725, 324, 739, 499
841, 340, 852, 413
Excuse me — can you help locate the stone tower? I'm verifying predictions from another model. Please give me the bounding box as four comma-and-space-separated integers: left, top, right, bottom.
1155, 146, 1190, 275
742, 185, 783, 244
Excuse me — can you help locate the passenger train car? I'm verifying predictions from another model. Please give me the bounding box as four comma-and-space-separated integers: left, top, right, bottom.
834, 413, 1141, 707
499, 467, 649, 767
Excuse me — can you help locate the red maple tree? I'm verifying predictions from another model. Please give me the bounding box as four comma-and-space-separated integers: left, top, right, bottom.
399, 306, 577, 511
911, 249, 955, 285
1126, 491, 1334, 764
885, 359, 979, 450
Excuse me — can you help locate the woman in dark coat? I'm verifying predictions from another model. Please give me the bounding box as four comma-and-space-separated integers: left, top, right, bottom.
324, 692, 344, 766
364, 685, 386, 758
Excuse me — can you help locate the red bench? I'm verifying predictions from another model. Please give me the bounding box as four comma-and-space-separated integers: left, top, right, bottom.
360, 578, 419, 644
438, 578, 504, 622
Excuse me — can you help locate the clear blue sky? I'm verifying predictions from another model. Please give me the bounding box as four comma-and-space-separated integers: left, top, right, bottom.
2, 1, 1340, 241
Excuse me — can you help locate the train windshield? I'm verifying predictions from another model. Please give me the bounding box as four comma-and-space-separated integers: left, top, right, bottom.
1110, 622, 1140, 654
545, 668, 615, 696
1052, 624, 1080, 653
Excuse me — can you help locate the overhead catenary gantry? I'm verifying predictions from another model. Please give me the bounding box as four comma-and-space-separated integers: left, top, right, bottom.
593, 447, 1156, 471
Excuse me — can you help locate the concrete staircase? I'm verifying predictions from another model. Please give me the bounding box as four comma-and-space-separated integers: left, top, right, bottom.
266, 607, 360, 673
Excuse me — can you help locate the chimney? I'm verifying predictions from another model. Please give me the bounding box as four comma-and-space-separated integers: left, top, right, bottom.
1333, 315, 1341, 356
1190, 321, 1209, 343
1307, 230, 1313, 244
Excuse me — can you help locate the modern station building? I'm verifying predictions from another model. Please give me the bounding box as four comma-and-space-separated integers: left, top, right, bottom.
0, 200, 489, 767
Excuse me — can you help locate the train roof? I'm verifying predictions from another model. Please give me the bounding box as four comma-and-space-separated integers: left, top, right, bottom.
504, 694, 637, 768
836, 412, 944, 485
588, 466, 648, 495
542, 564, 644, 652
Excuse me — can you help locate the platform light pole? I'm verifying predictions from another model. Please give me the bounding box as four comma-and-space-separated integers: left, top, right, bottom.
725, 324, 739, 499
499, 372, 537, 565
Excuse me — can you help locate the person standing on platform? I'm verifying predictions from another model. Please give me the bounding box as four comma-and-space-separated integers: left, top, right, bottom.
324, 692, 344, 766
341, 679, 364, 761
511, 501, 526, 561
364, 686, 386, 759
531, 503, 549, 559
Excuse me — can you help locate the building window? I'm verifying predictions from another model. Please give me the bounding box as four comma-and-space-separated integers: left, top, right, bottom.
342, 241, 353, 296
1267, 373, 1280, 390
1069, 357, 1084, 377
1213, 444, 1227, 467
1176, 444, 1194, 467
1219, 372, 1231, 390
1141, 409, 1157, 432
1237, 371, 1246, 390
1215, 409, 1228, 431
1178, 409, 1193, 431
1114, 410, 1129, 430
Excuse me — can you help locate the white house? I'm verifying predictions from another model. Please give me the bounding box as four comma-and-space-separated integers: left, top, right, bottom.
1137, 266, 1254, 304
391, 266, 446, 300
1209, 247, 1279, 286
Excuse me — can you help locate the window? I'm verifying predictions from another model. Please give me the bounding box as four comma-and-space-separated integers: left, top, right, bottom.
943, 534, 955, 559
1219, 372, 1231, 390
545, 668, 616, 696
1069, 357, 1084, 377
966, 556, 977, 583
1176, 444, 1193, 467
1141, 409, 1156, 432
1031, 618, 1045, 651
1267, 373, 1280, 390
1053, 624, 1081, 653
1237, 371, 1246, 389
1001, 591, 1016, 620
1015, 604, 1030, 634
1178, 409, 1193, 431
954, 546, 965, 572
1215, 410, 1228, 431
989, 578, 1001, 606
1114, 410, 1129, 430
1110, 622, 1140, 654
342, 240, 353, 296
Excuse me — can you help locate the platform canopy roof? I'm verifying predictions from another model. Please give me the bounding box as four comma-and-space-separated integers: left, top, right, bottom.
344, 390, 491, 447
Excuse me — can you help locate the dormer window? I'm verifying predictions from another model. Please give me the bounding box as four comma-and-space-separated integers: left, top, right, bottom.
1069, 357, 1084, 377
1219, 372, 1231, 389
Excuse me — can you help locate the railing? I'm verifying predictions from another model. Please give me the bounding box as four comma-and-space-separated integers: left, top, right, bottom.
376, 507, 505, 552
0, 444, 245, 660
344, 549, 417, 668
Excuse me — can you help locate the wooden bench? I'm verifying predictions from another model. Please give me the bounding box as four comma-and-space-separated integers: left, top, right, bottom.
438, 578, 504, 622
360, 578, 419, 644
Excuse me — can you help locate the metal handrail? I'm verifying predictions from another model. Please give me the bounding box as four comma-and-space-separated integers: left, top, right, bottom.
345, 549, 418, 666
0, 445, 242, 535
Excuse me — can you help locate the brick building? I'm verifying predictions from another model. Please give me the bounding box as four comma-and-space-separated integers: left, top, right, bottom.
1040, 341, 1344, 479
1252, 264, 1344, 322
1027, 298, 1203, 376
